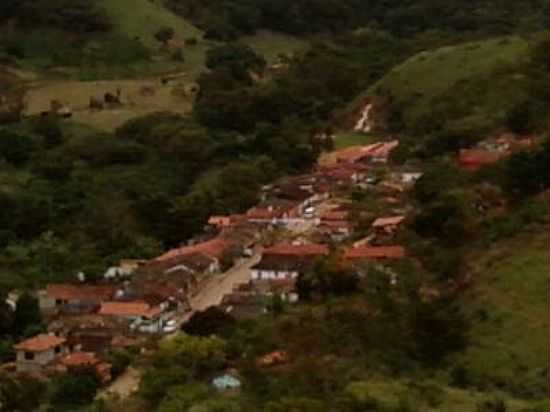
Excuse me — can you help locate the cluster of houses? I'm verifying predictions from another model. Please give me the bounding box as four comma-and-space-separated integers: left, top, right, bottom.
458, 132, 534, 171
206, 140, 420, 317
8, 138, 417, 378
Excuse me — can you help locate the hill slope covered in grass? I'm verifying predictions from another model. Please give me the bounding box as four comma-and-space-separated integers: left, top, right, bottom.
460, 227, 550, 397
366, 36, 531, 135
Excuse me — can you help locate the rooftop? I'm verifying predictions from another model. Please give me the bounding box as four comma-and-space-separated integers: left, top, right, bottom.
372, 216, 405, 228
45, 284, 116, 302
155, 238, 230, 262
98, 302, 162, 319
14, 334, 66, 352
344, 246, 406, 260
264, 243, 329, 257
60, 352, 100, 367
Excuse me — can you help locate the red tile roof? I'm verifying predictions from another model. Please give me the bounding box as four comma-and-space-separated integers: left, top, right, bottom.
155, 238, 229, 261
344, 246, 405, 260
372, 216, 405, 228
264, 243, 329, 257
14, 334, 66, 352
321, 210, 349, 221
60, 352, 100, 367
458, 149, 503, 171
46, 284, 116, 302
98, 302, 161, 319
334, 141, 399, 164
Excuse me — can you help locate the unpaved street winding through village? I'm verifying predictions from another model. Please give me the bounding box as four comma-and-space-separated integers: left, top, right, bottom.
99, 253, 261, 400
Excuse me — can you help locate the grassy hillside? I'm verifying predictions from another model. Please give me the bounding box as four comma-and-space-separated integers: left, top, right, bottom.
97, 0, 202, 48
365, 36, 531, 133
460, 228, 550, 397
241, 30, 310, 63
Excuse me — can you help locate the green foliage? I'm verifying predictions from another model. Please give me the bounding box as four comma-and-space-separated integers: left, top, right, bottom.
297, 257, 359, 300
0, 373, 46, 412
49, 367, 101, 409
0, 129, 34, 166
206, 43, 266, 81
155, 27, 175, 45
140, 334, 226, 405
13, 292, 42, 337
158, 384, 212, 412
182, 307, 236, 337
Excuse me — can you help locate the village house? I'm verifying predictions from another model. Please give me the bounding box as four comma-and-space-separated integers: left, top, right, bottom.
246, 199, 301, 225
458, 149, 504, 171
250, 243, 329, 281
38, 284, 117, 314
14, 334, 68, 373
372, 216, 406, 235
343, 245, 406, 261
47, 314, 122, 354
333, 141, 399, 165
57, 351, 112, 383
98, 302, 164, 334
218, 292, 268, 320
317, 209, 353, 241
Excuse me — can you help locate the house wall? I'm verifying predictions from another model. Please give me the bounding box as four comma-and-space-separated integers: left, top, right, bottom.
251, 270, 299, 281
16, 346, 67, 373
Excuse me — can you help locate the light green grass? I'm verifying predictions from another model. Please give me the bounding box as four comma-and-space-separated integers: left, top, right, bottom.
241, 30, 310, 63
97, 0, 202, 48
346, 379, 530, 411
333, 132, 381, 149
459, 230, 550, 394
365, 36, 530, 129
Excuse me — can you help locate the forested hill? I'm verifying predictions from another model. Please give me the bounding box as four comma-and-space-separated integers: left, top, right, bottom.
166, 0, 550, 39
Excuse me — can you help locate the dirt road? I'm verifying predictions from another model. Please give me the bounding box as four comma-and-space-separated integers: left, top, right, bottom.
190, 254, 261, 312
97, 367, 141, 400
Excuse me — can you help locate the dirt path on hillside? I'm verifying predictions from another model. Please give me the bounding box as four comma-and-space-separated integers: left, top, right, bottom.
97, 366, 142, 400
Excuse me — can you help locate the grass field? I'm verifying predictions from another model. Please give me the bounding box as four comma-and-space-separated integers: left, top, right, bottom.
363, 36, 531, 131
97, 0, 202, 48
242, 30, 310, 63
459, 229, 550, 396
24, 78, 194, 131
333, 131, 381, 149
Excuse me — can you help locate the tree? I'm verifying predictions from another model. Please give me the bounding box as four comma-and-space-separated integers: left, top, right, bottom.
298, 257, 358, 300
155, 27, 175, 45
205, 43, 266, 82
13, 292, 42, 337
0, 129, 34, 166
49, 367, 101, 408
182, 307, 236, 337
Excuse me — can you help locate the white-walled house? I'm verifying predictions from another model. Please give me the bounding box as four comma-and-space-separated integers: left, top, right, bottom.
14, 334, 68, 373
98, 302, 164, 333
250, 243, 329, 281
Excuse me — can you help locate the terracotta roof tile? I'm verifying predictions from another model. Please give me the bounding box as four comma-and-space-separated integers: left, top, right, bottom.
155, 238, 229, 262
46, 284, 116, 302
264, 243, 329, 257
344, 246, 405, 260
98, 302, 161, 318
372, 216, 405, 228
14, 334, 66, 352
60, 352, 100, 367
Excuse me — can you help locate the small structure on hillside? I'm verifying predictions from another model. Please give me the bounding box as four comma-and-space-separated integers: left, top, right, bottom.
212, 373, 241, 391
14, 334, 67, 373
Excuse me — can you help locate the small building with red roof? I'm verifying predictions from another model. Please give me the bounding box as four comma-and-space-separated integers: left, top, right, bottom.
251, 243, 329, 281
14, 334, 67, 373
39, 284, 117, 313
98, 302, 164, 333
343, 246, 406, 261
372, 216, 406, 234
58, 352, 112, 383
